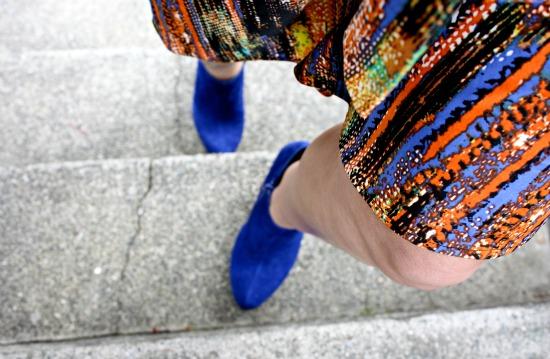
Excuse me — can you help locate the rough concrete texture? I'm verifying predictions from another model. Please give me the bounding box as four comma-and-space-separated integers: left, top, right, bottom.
0, 0, 161, 53
0, 50, 346, 166
1, 154, 549, 344
2, 303, 549, 358
0, 159, 151, 343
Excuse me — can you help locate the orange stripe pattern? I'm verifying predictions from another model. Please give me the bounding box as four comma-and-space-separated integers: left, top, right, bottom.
150, 0, 550, 259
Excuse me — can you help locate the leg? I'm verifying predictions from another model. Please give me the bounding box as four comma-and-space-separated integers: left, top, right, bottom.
270, 123, 483, 291
192, 60, 245, 153
201, 61, 244, 80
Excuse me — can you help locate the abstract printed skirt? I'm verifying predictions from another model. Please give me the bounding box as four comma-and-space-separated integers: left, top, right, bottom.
150, 0, 550, 259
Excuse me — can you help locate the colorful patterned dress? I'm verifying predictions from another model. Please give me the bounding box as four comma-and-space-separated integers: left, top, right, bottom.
150, 0, 550, 259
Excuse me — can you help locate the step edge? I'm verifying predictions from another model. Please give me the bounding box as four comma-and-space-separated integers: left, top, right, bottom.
0, 151, 276, 174
1, 301, 548, 349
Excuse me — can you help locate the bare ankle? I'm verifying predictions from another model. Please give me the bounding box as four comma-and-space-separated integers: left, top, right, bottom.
269, 185, 296, 230
201, 61, 244, 80
269, 162, 314, 233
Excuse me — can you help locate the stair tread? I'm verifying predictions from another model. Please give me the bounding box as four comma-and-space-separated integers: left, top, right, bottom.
0, 0, 161, 53
1, 153, 548, 344
0, 49, 346, 166
2, 303, 549, 358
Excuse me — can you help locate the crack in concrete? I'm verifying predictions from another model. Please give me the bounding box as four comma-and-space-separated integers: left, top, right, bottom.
3, 302, 548, 348
115, 159, 154, 333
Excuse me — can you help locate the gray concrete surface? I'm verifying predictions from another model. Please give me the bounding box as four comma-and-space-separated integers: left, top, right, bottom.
0, 0, 161, 53
0, 159, 151, 344
1, 154, 549, 344
0, 50, 346, 166
2, 303, 549, 358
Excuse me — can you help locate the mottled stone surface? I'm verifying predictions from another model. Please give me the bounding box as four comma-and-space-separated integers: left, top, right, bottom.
1, 154, 548, 344
0, 159, 151, 344
0, 50, 190, 166
0, 0, 161, 53
0, 50, 346, 166
2, 303, 549, 358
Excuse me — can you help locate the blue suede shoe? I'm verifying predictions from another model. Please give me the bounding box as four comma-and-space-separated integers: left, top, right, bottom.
230, 141, 309, 310
192, 62, 245, 153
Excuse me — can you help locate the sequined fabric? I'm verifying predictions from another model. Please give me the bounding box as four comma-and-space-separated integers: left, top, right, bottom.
151, 0, 549, 258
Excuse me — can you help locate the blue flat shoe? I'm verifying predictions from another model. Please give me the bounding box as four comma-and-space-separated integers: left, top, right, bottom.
230, 141, 309, 310
192, 62, 245, 153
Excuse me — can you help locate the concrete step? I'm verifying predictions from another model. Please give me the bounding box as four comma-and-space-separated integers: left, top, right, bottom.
1, 303, 549, 358
0, 0, 161, 54
1, 153, 549, 345
0, 50, 346, 166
